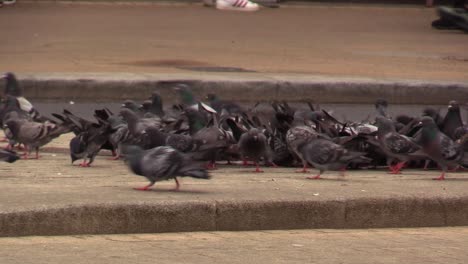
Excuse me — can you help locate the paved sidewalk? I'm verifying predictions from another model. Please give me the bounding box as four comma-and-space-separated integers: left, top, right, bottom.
0, 3, 467, 82
0, 133, 467, 236
1, 227, 467, 263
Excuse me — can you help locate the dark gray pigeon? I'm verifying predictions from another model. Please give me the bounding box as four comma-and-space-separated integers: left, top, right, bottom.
69, 122, 115, 167
0, 149, 20, 163
374, 116, 426, 174
420, 116, 468, 180
119, 108, 161, 138
298, 138, 371, 179
206, 93, 242, 114
238, 128, 273, 172
286, 125, 327, 173
441, 101, 464, 140
124, 145, 210, 191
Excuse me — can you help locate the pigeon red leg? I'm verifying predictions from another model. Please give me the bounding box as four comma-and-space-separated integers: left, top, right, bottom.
109, 155, 120, 160
173, 177, 180, 191
269, 162, 278, 168
306, 174, 321, 180
433, 172, 446, 181
134, 182, 155, 191
109, 150, 120, 160
296, 164, 309, 173
16, 144, 26, 151
206, 161, 217, 170
340, 168, 347, 177
389, 162, 405, 174
79, 159, 90, 167
34, 148, 40, 159
254, 162, 264, 173
242, 159, 253, 166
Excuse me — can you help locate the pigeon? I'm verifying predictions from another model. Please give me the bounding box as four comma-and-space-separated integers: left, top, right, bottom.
69, 122, 115, 167
286, 125, 327, 173
4, 118, 70, 159
206, 93, 242, 114
119, 108, 161, 138
419, 116, 468, 180
238, 128, 273, 172
298, 138, 371, 179
121, 100, 144, 116
375, 99, 389, 118
374, 116, 426, 174
124, 145, 210, 191
441, 101, 464, 140
0, 149, 20, 163
422, 107, 444, 128
174, 84, 198, 110
1, 73, 47, 122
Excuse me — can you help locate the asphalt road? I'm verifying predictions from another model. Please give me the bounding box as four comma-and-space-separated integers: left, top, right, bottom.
0, 3, 467, 81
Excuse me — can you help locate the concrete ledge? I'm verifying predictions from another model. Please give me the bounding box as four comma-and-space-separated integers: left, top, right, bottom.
17, 73, 468, 105
1, 197, 467, 237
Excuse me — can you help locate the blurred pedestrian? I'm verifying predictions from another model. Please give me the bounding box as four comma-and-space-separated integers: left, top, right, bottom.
204, 0, 260, 11
432, 0, 468, 31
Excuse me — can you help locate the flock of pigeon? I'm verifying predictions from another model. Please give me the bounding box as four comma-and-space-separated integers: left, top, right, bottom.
1, 72, 467, 191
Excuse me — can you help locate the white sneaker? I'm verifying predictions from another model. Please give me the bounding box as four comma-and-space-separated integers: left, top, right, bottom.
216, 0, 259, 12
3, 0, 16, 5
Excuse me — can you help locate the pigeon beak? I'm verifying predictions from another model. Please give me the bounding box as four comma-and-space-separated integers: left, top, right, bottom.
121, 104, 126, 107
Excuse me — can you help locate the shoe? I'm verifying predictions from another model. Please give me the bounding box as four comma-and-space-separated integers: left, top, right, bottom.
216, 0, 259, 12
438, 6, 468, 32
3, 0, 15, 5
432, 17, 460, 30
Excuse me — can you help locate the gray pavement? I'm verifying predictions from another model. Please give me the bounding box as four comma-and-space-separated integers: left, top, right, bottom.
0, 3, 467, 82
1, 227, 468, 263
0, 133, 467, 236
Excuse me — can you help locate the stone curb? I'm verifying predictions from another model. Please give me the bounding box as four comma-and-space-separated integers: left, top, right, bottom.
16, 73, 468, 105
2, 197, 467, 237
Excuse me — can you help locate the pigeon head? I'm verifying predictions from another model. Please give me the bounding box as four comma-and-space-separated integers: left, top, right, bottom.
174, 84, 195, 105
374, 99, 388, 117
121, 100, 140, 112
447, 101, 460, 112
307, 111, 325, 122
420, 116, 437, 128
206, 93, 218, 102
119, 109, 138, 123
2, 72, 22, 97
141, 100, 152, 111
422, 107, 439, 118
247, 128, 263, 141
374, 98, 388, 108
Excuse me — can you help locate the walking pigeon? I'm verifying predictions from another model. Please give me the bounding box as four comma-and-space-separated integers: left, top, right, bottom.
124, 145, 210, 191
